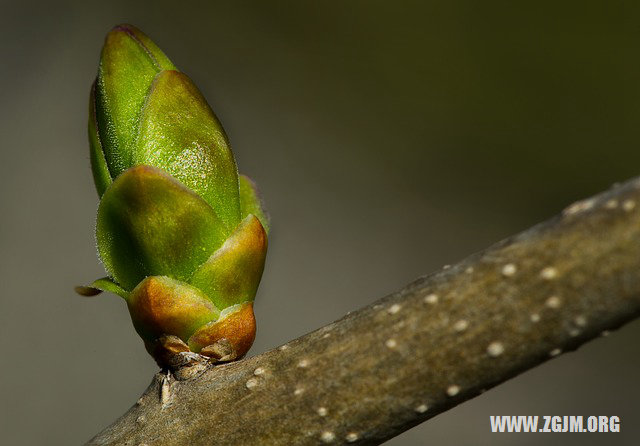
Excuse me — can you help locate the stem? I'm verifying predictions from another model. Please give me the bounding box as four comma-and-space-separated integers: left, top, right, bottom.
87, 177, 640, 446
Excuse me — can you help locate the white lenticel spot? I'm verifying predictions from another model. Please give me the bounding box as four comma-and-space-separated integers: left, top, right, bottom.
569, 329, 580, 337
530, 313, 541, 323
453, 320, 469, 332
501, 264, 517, 277
563, 199, 594, 215
323, 332, 331, 339
540, 267, 558, 280
278, 345, 289, 351
447, 385, 461, 397
385, 338, 398, 349
424, 293, 439, 304
298, 359, 310, 368
345, 432, 359, 443
415, 404, 429, 413
574, 315, 587, 327
317, 407, 328, 416
549, 348, 562, 357
136, 416, 145, 424
605, 199, 618, 209
466, 266, 474, 274
623, 199, 636, 211
254, 367, 265, 376
245, 378, 258, 389
388, 303, 402, 314
443, 264, 451, 270
546, 296, 561, 309
294, 387, 304, 396
487, 342, 505, 357
321, 431, 336, 443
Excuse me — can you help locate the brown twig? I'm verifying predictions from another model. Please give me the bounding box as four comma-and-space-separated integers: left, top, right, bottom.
87, 177, 640, 446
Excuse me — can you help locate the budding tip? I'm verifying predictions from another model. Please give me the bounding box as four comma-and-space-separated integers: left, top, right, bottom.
102, 24, 151, 61
111, 23, 141, 37
103, 24, 133, 47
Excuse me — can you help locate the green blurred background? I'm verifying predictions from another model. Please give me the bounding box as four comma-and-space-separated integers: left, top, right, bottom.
1, 1, 639, 445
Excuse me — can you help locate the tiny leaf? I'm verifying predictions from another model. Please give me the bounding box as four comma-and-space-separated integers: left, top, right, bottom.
133, 70, 241, 231
189, 214, 267, 309
89, 82, 112, 197
75, 277, 128, 299
239, 174, 270, 234
95, 24, 176, 177
96, 165, 227, 291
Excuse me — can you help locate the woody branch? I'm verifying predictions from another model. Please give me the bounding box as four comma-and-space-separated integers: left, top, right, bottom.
87, 177, 640, 446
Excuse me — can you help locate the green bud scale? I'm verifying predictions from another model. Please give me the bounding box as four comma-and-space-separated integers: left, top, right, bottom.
76, 24, 269, 367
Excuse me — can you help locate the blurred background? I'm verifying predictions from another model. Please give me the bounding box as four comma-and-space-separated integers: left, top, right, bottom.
1, 1, 639, 445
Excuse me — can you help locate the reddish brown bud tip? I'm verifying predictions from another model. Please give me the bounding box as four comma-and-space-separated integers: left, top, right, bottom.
188, 302, 256, 361
128, 276, 219, 344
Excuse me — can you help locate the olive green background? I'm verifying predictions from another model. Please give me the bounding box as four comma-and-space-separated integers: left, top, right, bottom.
1, 1, 639, 445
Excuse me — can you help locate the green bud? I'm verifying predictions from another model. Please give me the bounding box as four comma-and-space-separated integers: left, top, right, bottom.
79, 24, 269, 366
